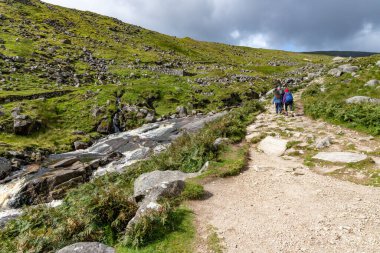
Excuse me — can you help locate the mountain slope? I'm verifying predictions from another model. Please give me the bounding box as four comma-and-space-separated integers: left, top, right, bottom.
0, 0, 329, 155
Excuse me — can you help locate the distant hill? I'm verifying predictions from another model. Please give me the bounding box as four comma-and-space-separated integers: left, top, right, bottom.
304, 51, 379, 58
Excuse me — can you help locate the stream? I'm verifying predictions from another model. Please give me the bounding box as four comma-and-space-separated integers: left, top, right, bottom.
0, 112, 226, 227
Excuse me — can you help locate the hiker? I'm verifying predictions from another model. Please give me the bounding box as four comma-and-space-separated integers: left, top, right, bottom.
273, 90, 283, 114
283, 88, 294, 115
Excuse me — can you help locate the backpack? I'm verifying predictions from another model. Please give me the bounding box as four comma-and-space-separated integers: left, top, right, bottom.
285, 92, 293, 103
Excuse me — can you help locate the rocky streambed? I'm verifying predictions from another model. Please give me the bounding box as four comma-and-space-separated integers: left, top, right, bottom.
0, 112, 225, 226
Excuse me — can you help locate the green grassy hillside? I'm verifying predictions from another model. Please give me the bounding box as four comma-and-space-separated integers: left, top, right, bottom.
303, 55, 380, 135
0, 0, 329, 155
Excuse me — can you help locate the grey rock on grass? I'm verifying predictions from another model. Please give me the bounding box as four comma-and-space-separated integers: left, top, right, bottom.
57, 242, 115, 253
313, 152, 367, 163
338, 64, 359, 74
365, 79, 379, 87
346, 96, 380, 104
328, 68, 342, 77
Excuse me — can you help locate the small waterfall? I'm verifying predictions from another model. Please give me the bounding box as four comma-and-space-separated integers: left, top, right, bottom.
0, 178, 25, 209
112, 97, 121, 133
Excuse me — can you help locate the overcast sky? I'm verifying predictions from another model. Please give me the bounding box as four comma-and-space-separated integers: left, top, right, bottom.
42, 0, 380, 52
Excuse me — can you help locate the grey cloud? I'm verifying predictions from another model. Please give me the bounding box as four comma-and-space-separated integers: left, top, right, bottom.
43, 0, 380, 52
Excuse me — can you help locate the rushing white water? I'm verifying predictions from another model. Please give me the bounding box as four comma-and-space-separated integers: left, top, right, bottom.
94, 147, 151, 177
0, 113, 226, 226
0, 178, 25, 209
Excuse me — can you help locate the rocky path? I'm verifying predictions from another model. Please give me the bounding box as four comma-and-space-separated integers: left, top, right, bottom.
190, 93, 380, 252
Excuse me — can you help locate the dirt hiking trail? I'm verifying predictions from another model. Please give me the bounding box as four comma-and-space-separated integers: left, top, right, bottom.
190, 92, 380, 253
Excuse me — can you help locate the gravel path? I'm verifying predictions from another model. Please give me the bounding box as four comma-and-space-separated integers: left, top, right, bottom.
190, 94, 380, 253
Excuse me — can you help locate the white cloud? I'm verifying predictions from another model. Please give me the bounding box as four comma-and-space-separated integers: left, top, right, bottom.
230, 30, 241, 39
339, 23, 380, 52
239, 33, 271, 49
41, 0, 380, 52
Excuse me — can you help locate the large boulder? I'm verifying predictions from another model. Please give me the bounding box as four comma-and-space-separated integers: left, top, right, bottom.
134, 170, 198, 201
376, 61, 380, 67
328, 68, 342, 77
0, 157, 12, 180
338, 64, 359, 74
313, 152, 367, 163
346, 96, 380, 104
128, 170, 200, 229
365, 79, 379, 87
57, 242, 115, 253
258, 136, 288, 157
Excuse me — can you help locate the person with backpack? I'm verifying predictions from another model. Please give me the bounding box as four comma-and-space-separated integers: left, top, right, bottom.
282, 88, 294, 116
273, 90, 283, 114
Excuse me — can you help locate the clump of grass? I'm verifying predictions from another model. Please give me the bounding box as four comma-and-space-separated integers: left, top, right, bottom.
117, 207, 195, 253
250, 133, 267, 144
181, 182, 205, 200
206, 226, 225, 253
286, 141, 302, 149
208, 144, 249, 178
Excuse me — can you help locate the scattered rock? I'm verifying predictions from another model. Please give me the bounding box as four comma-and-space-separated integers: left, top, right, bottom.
313, 152, 368, 163
97, 119, 111, 134
13, 115, 36, 135
332, 57, 346, 63
57, 242, 115, 253
338, 64, 359, 74
213, 138, 229, 149
346, 96, 380, 104
176, 106, 188, 118
365, 79, 379, 87
258, 136, 288, 157
73, 141, 89, 150
0, 157, 12, 180
145, 113, 155, 123
61, 39, 71, 45
328, 68, 342, 77
72, 130, 86, 135
315, 137, 332, 149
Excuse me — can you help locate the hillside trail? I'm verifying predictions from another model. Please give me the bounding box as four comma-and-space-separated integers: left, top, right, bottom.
189, 91, 380, 253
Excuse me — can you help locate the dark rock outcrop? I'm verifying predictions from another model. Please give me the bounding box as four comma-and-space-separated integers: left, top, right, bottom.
0, 157, 12, 180
9, 160, 94, 207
